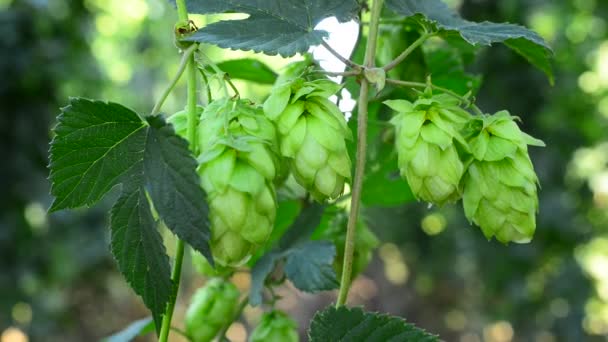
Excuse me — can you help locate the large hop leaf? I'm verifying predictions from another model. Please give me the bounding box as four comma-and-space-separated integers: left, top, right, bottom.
264, 79, 352, 201
386, 94, 472, 205
185, 278, 240, 342
181, 0, 360, 57
197, 99, 280, 266
462, 111, 544, 243
250, 310, 299, 342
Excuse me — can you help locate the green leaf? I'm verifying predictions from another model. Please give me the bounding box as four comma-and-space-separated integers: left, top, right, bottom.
49, 99, 146, 211
48, 98, 213, 329
423, 43, 481, 96
308, 306, 440, 342
110, 188, 171, 330
182, 0, 361, 57
144, 116, 212, 262
249, 203, 332, 306
215, 58, 277, 84
362, 144, 415, 207
284, 241, 339, 292
385, 0, 553, 83
102, 317, 154, 342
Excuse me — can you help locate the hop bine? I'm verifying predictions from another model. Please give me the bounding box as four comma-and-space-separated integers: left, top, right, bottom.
462, 110, 544, 243
386, 94, 472, 206
185, 278, 240, 342
197, 99, 280, 266
263, 77, 352, 201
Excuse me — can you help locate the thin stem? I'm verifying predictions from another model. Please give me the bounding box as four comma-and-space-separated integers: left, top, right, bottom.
198, 68, 213, 104
321, 40, 362, 69
336, 0, 384, 307
383, 32, 432, 72
150, 44, 197, 116
158, 240, 185, 342
218, 295, 249, 341
224, 75, 240, 97
385, 79, 484, 115
311, 69, 361, 77
158, 1, 196, 341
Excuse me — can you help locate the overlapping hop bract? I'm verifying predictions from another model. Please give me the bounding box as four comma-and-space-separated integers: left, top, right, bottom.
263, 78, 352, 201
250, 310, 299, 342
197, 98, 280, 266
185, 278, 240, 342
461, 111, 544, 243
386, 94, 471, 205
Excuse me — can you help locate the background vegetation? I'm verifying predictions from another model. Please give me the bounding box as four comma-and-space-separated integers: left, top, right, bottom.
1, 0, 607, 341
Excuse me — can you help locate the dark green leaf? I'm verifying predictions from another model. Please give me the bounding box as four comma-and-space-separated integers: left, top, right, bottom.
144, 116, 212, 263
279, 203, 325, 248
385, 0, 553, 82
182, 0, 360, 56
284, 241, 339, 292
308, 306, 440, 342
102, 317, 154, 342
362, 145, 414, 206
48, 99, 213, 330
249, 204, 332, 306
215, 59, 278, 85
49, 99, 146, 211
249, 251, 280, 306
110, 188, 171, 330
423, 43, 481, 96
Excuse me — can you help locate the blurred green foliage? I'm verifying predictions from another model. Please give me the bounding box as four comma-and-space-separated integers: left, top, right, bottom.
1, 0, 608, 341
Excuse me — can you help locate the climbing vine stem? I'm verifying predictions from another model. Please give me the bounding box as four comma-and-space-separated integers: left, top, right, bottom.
158, 0, 196, 341
336, 0, 384, 307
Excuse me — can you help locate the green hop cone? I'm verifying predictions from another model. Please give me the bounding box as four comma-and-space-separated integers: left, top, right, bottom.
250, 310, 299, 342
462, 110, 545, 243
263, 78, 352, 201
198, 99, 280, 266
386, 94, 472, 205
185, 278, 240, 342
316, 212, 379, 279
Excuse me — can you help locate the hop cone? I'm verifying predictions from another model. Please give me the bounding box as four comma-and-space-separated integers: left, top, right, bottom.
386, 94, 471, 205
462, 110, 544, 243
185, 278, 240, 342
250, 310, 299, 342
197, 99, 280, 266
263, 78, 352, 201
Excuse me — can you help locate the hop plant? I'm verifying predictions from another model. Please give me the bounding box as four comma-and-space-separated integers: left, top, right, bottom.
185, 278, 240, 342
462, 111, 544, 243
263, 78, 352, 201
315, 212, 379, 279
197, 99, 280, 266
167, 105, 205, 139
250, 310, 299, 342
386, 94, 472, 205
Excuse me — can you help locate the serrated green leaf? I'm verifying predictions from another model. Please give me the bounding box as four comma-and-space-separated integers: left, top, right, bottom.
308, 306, 440, 342
214, 58, 277, 84
284, 241, 339, 292
385, 0, 553, 82
110, 188, 171, 331
102, 317, 154, 342
182, 0, 360, 57
144, 116, 212, 262
49, 99, 146, 211
249, 203, 328, 306
48, 99, 213, 329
